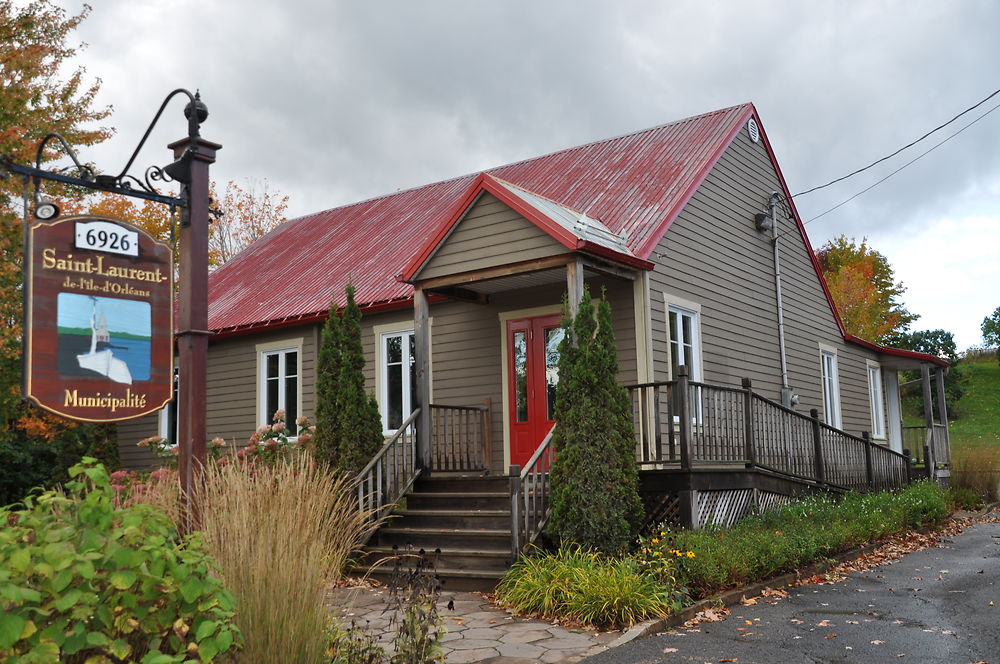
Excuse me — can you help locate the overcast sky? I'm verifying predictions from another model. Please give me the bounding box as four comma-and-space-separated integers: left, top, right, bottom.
50, 0, 999, 350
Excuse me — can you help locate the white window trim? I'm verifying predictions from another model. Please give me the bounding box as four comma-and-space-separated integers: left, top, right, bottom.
663, 293, 703, 382
819, 343, 842, 429
255, 338, 303, 434
867, 360, 887, 440
373, 319, 432, 435
157, 368, 179, 446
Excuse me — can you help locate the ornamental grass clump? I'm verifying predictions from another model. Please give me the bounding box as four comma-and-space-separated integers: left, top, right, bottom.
495, 546, 678, 629
195, 452, 380, 664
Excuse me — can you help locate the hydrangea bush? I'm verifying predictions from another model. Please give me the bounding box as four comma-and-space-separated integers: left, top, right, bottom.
0, 459, 241, 663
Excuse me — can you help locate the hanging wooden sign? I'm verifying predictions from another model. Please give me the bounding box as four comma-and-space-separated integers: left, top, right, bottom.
24, 214, 174, 422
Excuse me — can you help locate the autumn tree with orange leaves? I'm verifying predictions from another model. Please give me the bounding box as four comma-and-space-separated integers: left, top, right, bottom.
209, 178, 289, 264
0, 0, 120, 503
816, 235, 918, 344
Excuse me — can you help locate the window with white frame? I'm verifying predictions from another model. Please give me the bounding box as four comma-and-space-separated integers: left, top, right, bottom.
259, 346, 299, 433
668, 305, 701, 381
820, 348, 842, 428
380, 330, 416, 433
867, 361, 886, 439
158, 367, 179, 445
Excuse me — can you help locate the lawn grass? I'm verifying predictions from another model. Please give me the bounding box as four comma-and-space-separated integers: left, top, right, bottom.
948, 357, 1000, 461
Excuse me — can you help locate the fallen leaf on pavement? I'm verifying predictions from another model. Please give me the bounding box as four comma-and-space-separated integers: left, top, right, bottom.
824, 633, 838, 639
740, 596, 757, 606
662, 647, 678, 653
683, 607, 731, 628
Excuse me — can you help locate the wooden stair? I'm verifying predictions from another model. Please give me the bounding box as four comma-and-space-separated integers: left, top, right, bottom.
361, 474, 514, 592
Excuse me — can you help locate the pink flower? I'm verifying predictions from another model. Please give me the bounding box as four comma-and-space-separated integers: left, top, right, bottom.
296, 416, 309, 426
110, 483, 125, 493
210, 437, 226, 448
256, 425, 270, 436
216, 457, 230, 468
110, 470, 131, 482
137, 435, 163, 448
265, 439, 279, 450
272, 409, 285, 422
150, 468, 172, 482
271, 422, 285, 433
170, 447, 180, 456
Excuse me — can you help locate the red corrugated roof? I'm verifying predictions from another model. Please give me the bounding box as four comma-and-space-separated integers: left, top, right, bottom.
208, 104, 753, 334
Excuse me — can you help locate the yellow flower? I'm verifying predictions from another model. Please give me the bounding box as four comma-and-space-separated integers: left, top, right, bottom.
687, 551, 696, 559
651, 538, 660, 544
654, 551, 662, 556
659, 531, 666, 536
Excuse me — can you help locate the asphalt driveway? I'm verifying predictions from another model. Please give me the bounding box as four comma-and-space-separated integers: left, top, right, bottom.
583, 512, 1000, 664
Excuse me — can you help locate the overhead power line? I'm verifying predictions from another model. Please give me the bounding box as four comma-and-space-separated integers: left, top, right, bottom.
794, 85, 1000, 197
801, 98, 1000, 226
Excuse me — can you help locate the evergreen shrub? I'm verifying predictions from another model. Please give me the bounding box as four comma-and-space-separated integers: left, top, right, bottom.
546, 287, 643, 553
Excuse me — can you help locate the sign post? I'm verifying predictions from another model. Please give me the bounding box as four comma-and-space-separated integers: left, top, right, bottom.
2, 89, 218, 533
171, 135, 220, 530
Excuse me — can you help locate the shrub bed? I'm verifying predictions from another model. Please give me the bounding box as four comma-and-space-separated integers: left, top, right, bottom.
497, 482, 953, 629
646, 481, 950, 596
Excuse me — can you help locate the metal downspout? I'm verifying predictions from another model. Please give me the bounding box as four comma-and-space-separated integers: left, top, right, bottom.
770, 194, 790, 394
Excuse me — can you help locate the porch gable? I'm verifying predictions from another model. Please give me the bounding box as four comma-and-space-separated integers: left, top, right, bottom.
417, 191, 567, 281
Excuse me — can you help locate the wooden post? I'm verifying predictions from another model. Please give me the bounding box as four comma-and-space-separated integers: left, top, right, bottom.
414, 286, 432, 472
677, 365, 693, 470
508, 465, 522, 558
566, 257, 585, 316
171, 135, 220, 533
482, 397, 493, 472
741, 378, 756, 468
862, 431, 875, 491
653, 385, 663, 462
810, 408, 824, 485
920, 364, 936, 474
679, 489, 699, 529
902, 448, 913, 485
934, 367, 950, 462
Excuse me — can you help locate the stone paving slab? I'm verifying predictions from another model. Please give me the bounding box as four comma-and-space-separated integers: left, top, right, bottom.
328, 582, 623, 663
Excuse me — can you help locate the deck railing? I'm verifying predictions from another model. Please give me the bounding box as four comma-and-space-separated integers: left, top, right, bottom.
509, 425, 555, 559
429, 400, 492, 472
627, 369, 916, 493
357, 408, 421, 523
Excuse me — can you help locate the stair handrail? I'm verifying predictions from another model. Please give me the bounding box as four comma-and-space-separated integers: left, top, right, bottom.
357, 407, 422, 523
510, 424, 555, 559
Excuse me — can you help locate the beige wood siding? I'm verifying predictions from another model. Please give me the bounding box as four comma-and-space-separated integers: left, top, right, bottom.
418, 193, 565, 280
116, 327, 318, 470
649, 128, 882, 437
117, 414, 161, 470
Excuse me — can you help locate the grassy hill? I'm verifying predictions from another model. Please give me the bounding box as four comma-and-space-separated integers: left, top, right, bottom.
949, 355, 1000, 457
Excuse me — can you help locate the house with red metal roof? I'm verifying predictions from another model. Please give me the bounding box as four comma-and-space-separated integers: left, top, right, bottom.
119, 103, 952, 588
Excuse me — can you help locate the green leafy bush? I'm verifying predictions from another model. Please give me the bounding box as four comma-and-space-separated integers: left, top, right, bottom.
0, 459, 241, 663
496, 546, 680, 629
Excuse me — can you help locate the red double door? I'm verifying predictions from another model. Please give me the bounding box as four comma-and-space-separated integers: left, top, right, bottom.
507, 314, 564, 468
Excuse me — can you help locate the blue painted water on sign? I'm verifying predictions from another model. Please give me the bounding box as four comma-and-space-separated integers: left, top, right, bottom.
110, 336, 150, 381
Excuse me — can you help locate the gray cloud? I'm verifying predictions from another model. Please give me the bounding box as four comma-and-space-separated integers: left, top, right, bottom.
57, 0, 1000, 346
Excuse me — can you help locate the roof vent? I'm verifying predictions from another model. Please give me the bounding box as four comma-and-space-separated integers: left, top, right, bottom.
747, 118, 760, 143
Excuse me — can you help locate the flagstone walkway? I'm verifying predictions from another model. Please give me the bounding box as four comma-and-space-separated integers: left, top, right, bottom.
328, 583, 623, 663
